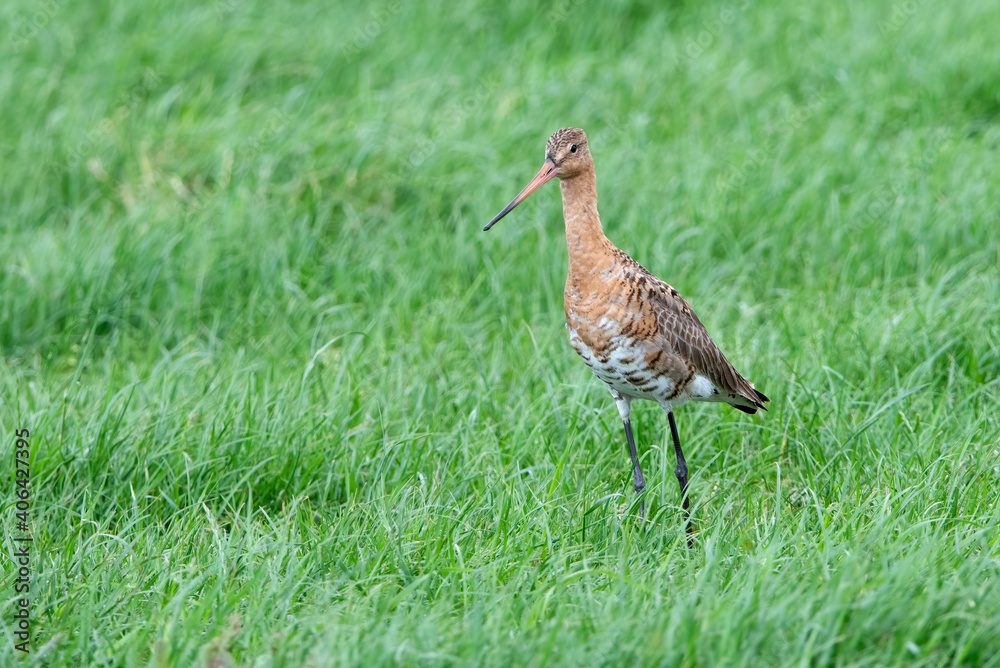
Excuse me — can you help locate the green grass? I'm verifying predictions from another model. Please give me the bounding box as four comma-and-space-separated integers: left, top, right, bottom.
2, 0, 1000, 665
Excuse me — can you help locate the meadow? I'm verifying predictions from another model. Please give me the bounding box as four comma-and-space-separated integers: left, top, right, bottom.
1, 0, 999, 665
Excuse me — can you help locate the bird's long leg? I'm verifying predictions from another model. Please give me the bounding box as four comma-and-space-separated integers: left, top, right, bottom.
667, 410, 695, 541
615, 397, 645, 519
623, 418, 646, 519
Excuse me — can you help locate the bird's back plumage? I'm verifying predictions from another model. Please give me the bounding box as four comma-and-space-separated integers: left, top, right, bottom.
565, 242, 768, 413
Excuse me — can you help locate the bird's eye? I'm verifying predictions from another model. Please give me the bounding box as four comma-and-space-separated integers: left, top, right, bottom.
570, 144, 578, 153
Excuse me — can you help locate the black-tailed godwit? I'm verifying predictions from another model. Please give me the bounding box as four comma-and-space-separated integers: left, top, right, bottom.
484, 127, 769, 530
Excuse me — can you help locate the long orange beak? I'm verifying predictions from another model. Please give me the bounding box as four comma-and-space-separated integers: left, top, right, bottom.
483, 159, 558, 231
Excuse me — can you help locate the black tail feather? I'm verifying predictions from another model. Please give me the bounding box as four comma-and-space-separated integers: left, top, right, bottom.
732, 388, 769, 415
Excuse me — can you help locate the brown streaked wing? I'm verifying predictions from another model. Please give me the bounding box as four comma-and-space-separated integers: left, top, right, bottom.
631, 262, 765, 408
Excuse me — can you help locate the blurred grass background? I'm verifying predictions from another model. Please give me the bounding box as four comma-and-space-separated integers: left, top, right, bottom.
1, 0, 1000, 665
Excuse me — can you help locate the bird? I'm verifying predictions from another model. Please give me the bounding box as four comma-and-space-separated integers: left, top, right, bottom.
483, 127, 769, 531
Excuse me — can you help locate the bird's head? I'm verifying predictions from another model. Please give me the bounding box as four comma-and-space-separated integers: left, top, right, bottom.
484, 127, 591, 231
544, 127, 591, 179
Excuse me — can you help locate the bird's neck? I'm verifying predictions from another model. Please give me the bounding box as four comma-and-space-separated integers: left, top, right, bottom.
559, 166, 609, 273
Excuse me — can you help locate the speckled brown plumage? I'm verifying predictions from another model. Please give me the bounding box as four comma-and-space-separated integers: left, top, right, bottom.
485, 127, 770, 526
565, 243, 768, 412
